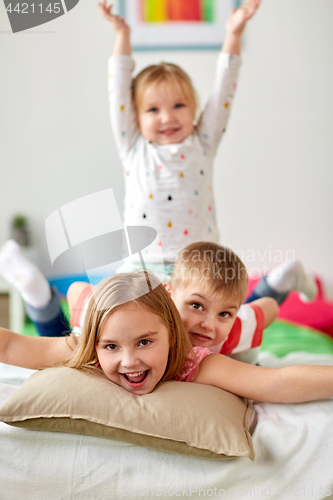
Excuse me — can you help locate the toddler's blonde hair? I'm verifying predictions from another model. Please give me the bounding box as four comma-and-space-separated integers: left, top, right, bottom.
66, 271, 195, 382
171, 242, 248, 306
132, 63, 198, 116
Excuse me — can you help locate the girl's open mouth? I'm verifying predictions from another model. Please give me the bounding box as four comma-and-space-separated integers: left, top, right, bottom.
121, 370, 149, 388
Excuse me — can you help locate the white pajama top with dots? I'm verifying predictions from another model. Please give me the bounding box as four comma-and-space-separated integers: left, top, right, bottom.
108, 53, 241, 263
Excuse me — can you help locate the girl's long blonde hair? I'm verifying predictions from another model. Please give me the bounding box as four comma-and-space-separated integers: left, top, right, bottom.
66, 271, 195, 382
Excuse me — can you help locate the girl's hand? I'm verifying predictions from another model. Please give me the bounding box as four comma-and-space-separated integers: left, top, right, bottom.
226, 0, 261, 36
98, 1, 130, 35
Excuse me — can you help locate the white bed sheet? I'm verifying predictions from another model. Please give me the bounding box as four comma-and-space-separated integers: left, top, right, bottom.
1, 359, 333, 500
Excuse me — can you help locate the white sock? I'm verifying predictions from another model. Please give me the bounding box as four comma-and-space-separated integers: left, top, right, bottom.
266, 260, 317, 302
0, 239, 52, 308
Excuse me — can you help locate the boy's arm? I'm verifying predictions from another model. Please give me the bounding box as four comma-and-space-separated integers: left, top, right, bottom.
196, 0, 261, 154
196, 353, 333, 403
99, 2, 138, 156
225, 298, 278, 363
220, 298, 277, 357
250, 297, 279, 328
0, 327, 72, 370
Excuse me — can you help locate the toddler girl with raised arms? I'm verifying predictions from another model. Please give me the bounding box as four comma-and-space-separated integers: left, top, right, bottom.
100, 0, 254, 273
98, 0, 317, 300
0, 269, 332, 404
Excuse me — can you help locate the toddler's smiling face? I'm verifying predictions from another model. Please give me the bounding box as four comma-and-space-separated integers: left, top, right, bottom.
137, 81, 195, 145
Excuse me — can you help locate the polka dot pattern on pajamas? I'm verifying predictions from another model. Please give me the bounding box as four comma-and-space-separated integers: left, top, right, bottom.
108, 52, 241, 260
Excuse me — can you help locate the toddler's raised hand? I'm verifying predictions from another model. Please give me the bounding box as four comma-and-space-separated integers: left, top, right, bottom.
98, 1, 130, 34
226, 0, 261, 36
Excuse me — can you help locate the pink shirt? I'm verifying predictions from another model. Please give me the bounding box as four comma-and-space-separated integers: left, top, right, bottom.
175, 346, 212, 382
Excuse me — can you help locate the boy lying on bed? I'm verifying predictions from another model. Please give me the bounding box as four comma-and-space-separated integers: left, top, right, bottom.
1, 243, 333, 406
0, 236, 317, 357
0, 239, 318, 363
67, 241, 278, 365
0, 239, 283, 364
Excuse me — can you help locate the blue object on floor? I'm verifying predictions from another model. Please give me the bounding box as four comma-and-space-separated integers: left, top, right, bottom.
48, 274, 89, 296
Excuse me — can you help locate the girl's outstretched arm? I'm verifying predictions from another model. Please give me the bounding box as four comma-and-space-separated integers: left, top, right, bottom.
0, 327, 72, 370
98, 1, 131, 56
222, 0, 261, 55
196, 353, 333, 403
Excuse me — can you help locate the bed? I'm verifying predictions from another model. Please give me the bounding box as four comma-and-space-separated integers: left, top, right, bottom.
1, 315, 333, 500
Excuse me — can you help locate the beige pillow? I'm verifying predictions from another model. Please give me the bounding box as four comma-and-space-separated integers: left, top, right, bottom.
0, 367, 254, 460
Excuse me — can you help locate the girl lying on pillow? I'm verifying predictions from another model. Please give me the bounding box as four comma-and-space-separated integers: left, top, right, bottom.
0, 270, 332, 402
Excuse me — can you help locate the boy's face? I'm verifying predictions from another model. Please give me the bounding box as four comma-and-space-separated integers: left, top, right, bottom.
137, 81, 195, 145
167, 282, 240, 348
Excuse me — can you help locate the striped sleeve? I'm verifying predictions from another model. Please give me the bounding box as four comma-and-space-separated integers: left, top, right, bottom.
220, 303, 264, 355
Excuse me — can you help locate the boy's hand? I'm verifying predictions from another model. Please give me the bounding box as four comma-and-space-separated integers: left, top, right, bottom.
98, 1, 130, 35
226, 0, 261, 36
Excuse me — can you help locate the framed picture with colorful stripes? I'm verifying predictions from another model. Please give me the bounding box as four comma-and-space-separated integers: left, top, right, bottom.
117, 0, 240, 51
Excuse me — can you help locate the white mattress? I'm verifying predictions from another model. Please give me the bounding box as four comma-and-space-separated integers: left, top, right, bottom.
1, 357, 333, 500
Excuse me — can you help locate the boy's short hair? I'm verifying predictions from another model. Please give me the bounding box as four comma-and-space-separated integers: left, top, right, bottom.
132, 62, 197, 116
171, 242, 248, 306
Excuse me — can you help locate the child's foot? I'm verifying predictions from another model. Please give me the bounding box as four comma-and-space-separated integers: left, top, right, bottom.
0, 239, 52, 308
266, 260, 317, 302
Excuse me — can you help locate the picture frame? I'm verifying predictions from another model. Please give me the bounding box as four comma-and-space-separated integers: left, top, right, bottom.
117, 0, 240, 51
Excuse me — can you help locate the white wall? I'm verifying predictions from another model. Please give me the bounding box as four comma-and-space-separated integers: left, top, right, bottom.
1, 1, 332, 290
